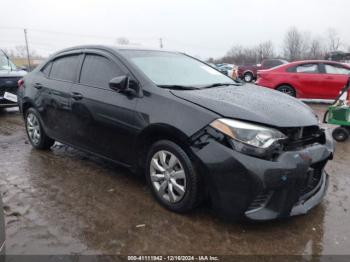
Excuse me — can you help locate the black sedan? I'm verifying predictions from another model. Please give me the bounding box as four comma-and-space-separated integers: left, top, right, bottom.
18, 46, 334, 220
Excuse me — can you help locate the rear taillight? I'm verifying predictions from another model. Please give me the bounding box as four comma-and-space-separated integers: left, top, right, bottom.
18, 79, 24, 88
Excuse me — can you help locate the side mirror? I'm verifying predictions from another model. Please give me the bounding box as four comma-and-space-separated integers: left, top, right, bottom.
109, 76, 129, 92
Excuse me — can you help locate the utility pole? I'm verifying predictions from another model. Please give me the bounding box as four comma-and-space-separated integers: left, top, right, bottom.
24, 28, 31, 71
159, 38, 163, 49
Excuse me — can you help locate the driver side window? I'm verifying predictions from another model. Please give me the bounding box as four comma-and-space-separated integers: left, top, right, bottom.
80, 54, 124, 89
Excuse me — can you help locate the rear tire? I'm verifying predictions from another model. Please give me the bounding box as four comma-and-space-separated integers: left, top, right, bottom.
25, 108, 55, 150
276, 85, 296, 97
332, 127, 349, 142
145, 140, 200, 213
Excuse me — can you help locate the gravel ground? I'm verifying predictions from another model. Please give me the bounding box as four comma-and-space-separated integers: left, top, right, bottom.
0, 104, 349, 255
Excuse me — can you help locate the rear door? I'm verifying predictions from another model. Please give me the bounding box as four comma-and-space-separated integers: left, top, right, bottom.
70, 51, 139, 164
292, 63, 322, 98
319, 63, 350, 99
40, 53, 82, 142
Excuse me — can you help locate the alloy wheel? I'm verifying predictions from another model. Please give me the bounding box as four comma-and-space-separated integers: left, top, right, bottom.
244, 73, 252, 82
278, 87, 295, 96
149, 150, 186, 203
26, 113, 41, 145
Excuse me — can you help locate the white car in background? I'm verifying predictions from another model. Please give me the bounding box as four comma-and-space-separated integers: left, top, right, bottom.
216, 63, 237, 78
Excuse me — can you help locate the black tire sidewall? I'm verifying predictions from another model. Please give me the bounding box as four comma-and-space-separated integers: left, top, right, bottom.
145, 140, 198, 213
332, 127, 349, 142
25, 108, 53, 149
276, 85, 296, 97
244, 72, 253, 82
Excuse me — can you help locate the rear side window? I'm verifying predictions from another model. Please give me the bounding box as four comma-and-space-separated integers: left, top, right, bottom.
80, 54, 124, 89
41, 62, 52, 76
50, 55, 80, 82
296, 63, 319, 73
325, 64, 350, 75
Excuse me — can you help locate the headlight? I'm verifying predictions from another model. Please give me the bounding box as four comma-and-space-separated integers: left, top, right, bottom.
210, 118, 287, 158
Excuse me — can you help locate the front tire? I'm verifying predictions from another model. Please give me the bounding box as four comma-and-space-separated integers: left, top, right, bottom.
243, 72, 254, 83
145, 140, 200, 213
25, 108, 55, 149
332, 127, 349, 142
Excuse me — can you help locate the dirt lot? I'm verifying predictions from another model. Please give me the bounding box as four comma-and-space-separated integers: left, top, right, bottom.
0, 104, 349, 255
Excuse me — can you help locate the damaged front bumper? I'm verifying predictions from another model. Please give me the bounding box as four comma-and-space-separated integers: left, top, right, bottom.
192, 129, 334, 221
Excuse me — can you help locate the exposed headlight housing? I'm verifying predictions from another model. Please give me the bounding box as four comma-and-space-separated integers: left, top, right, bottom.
210, 118, 287, 158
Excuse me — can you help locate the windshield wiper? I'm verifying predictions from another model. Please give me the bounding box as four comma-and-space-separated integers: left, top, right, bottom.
200, 82, 239, 89
157, 84, 199, 90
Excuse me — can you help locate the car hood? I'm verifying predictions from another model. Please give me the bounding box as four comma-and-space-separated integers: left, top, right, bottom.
170, 84, 318, 127
0, 69, 27, 77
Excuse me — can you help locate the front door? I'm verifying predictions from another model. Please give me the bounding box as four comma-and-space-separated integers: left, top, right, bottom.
70, 52, 139, 164
294, 63, 322, 98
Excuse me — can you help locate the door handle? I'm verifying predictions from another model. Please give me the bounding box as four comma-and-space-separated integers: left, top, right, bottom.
71, 92, 83, 100
34, 83, 43, 89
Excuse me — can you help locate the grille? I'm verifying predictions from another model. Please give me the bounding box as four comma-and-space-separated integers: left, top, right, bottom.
0, 77, 20, 96
279, 126, 326, 150
247, 191, 273, 211
298, 161, 326, 196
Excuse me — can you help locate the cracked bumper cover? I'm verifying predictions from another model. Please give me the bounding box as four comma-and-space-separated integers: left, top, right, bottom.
192, 129, 334, 220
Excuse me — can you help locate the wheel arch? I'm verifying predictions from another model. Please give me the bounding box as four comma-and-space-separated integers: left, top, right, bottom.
21, 99, 36, 118
275, 83, 297, 96
134, 123, 194, 172
243, 70, 254, 76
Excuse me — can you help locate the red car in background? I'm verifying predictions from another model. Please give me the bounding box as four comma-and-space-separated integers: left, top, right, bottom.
256, 60, 350, 99
238, 59, 288, 82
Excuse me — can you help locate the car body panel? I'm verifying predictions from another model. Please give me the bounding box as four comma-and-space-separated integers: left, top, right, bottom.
171, 84, 318, 127
192, 130, 334, 220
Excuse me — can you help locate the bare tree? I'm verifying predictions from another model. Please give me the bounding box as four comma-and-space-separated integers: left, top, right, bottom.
283, 27, 305, 61
256, 41, 275, 61
116, 37, 130, 45
327, 28, 341, 52
15, 46, 28, 58
306, 38, 325, 59
223, 43, 273, 65
11, 45, 40, 59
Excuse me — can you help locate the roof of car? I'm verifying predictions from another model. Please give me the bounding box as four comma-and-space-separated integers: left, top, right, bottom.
288, 60, 348, 65
54, 45, 178, 56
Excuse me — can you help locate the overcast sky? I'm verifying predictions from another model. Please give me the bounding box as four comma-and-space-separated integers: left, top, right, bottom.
0, 0, 349, 59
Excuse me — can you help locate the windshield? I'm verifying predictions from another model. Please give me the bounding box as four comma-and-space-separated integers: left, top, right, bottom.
0, 51, 17, 70
120, 50, 236, 88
